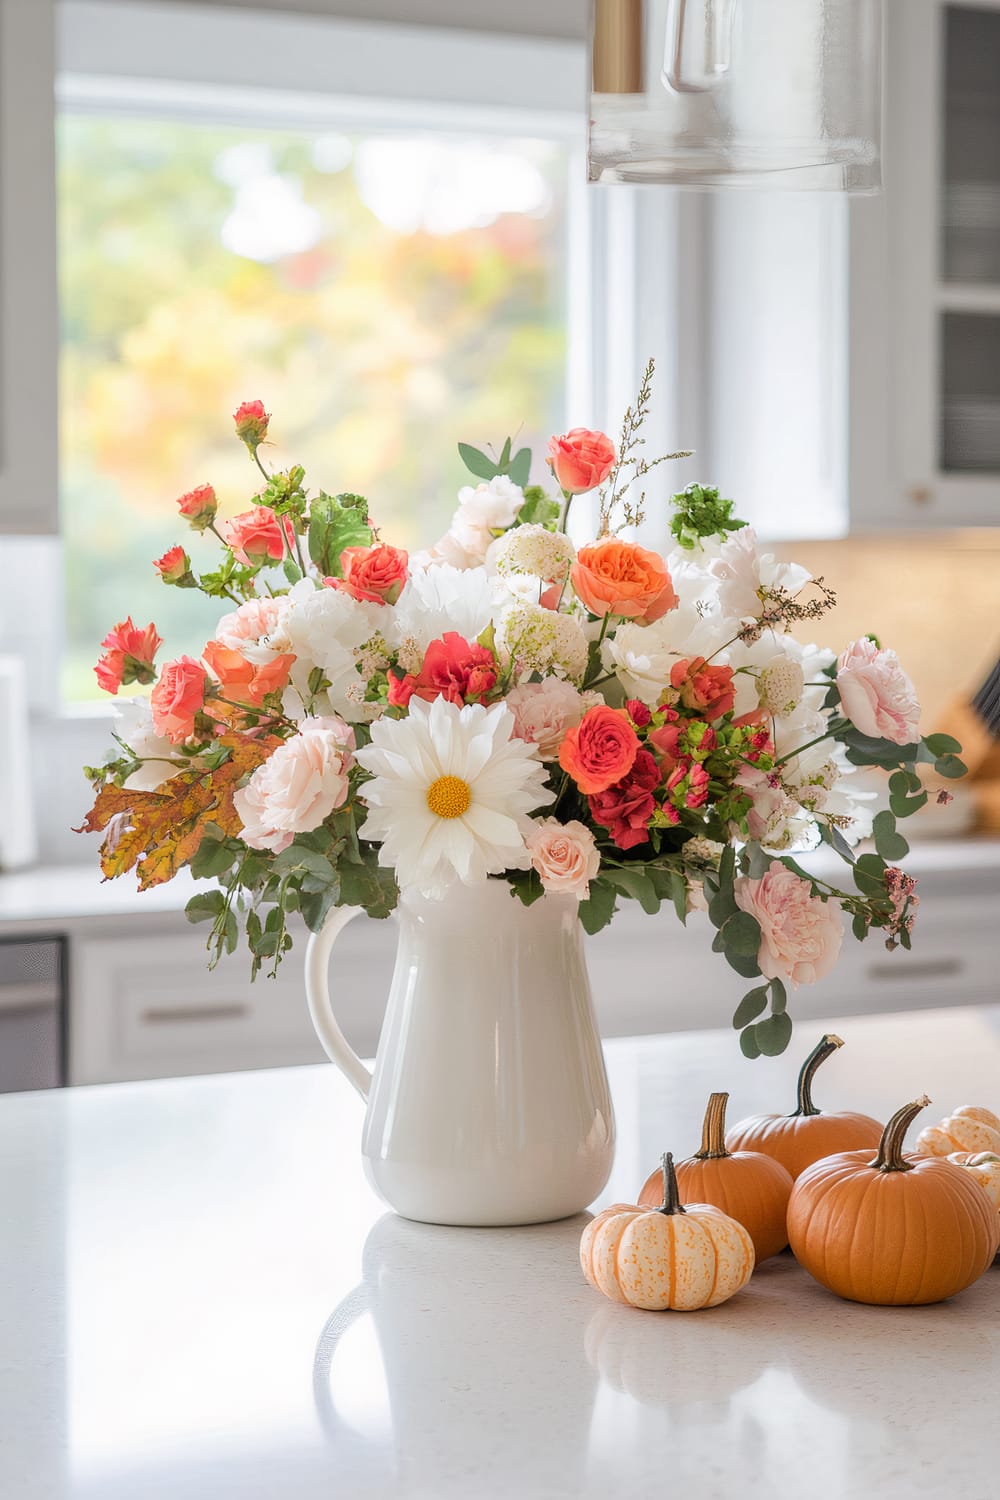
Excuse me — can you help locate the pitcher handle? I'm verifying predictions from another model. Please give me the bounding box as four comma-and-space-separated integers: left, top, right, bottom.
305, 905, 372, 1101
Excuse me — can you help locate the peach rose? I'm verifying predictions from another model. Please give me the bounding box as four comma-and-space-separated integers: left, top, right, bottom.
558, 704, 639, 794
547, 428, 616, 494
333, 543, 408, 605
202, 640, 296, 707
506, 679, 589, 760
836, 638, 921, 746
176, 483, 218, 531
571, 538, 678, 623
735, 862, 844, 989
219, 507, 295, 566
525, 818, 600, 898
233, 716, 355, 854
150, 656, 208, 743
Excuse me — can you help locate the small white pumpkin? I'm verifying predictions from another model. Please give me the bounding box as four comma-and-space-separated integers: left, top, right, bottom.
947, 1151, 1000, 1210
915, 1106, 1000, 1158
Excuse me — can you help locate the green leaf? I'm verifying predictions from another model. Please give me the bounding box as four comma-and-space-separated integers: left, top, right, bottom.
507, 447, 532, 488
719, 844, 736, 888
606, 868, 660, 914
755, 1011, 793, 1057
827, 825, 856, 862
299, 883, 341, 933
670, 872, 688, 926
890, 789, 929, 819
508, 869, 545, 908
191, 834, 241, 879
498, 436, 512, 469
307, 492, 372, 577
889, 769, 922, 795
338, 860, 398, 919
185, 890, 225, 924
283, 558, 303, 585
740, 1027, 762, 1060
516, 485, 559, 529
721, 910, 761, 957
852, 912, 870, 941
578, 878, 617, 935
872, 810, 910, 861
924, 732, 962, 756
457, 443, 499, 481
746, 842, 771, 879
732, 986, 769, 1029
769, 976, 787, 1015
708, 886, 737, 929
725, 949, 762, 979
934, 754, 967, 780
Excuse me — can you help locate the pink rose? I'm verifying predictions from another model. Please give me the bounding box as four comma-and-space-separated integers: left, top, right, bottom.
233, 716, 355, 853
836, 638, 921, 746
176, 484, 218, 531
94, 617, 163, 695
150, 656, 208, 743
506, 679, 588, 760
547, 427, 616, 494
233, 399, 270, 449
214, 596, 286, 654
525, 818, 600, 899
219, 507, 295, 566
735, 862, 844, 989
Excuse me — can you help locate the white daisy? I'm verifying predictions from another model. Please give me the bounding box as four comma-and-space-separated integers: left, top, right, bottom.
355, 696, 551, 899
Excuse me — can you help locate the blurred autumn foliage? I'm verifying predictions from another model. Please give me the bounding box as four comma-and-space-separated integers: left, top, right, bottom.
59, 116, 568, 698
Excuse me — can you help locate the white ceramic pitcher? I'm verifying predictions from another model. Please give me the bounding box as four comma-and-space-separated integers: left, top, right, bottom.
305, 879, 615, 1226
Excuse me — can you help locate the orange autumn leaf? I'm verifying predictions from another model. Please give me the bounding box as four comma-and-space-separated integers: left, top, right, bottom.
76, 733, 281, 889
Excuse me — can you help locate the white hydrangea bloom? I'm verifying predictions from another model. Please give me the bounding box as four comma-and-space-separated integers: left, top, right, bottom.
492, 524, 574, 582
496, 601, 589, 684
757, 654, 806, 717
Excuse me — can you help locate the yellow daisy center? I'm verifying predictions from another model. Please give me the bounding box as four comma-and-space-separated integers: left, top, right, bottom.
426, 775, 471, 820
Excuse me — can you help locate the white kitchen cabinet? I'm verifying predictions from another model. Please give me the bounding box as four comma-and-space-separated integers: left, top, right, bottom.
879, 0, 1000, 528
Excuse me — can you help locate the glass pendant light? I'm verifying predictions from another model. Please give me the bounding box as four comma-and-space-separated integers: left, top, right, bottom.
589, 0, 883, 191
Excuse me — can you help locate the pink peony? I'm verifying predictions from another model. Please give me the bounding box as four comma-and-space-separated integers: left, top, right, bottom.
506, 679, 589, 760
525, 818, 600, 899
233, 716, 355, 854
219, 507, 295, 567
735, 765, 796, 844
836, 638, 921, 746
734, 862, 844, 989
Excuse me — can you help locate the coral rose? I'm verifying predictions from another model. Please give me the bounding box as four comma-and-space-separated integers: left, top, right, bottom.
571, 538, 678, 623
334, 543, 408, 605
202, 640, 295, 707
387, 632, 497, 708
506, 679, 588, 760
669, 657, 736, 720
559, 705, 639, 795
525, 818, 600, 898
836, 638, 921, 746
150, 656, 208, 743
219, 507, 295, 567
587, 748, 660, 850
154, 545, 191, 585
233, 716, 355, 854
94, 618, 163, 695
734, 862, 844, 989
547, 427, 616, 494
233, 399, 270, 448
176, 483, 217, 531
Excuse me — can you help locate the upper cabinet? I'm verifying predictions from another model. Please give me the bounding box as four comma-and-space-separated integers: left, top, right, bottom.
880, 0, 1000, 528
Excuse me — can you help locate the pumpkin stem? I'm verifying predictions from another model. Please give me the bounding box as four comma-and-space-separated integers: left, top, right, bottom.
870, 1095, 932, 1173
694, 1092, 731, 1160
658, 1152, 686, 1217
792, 1033, 844, 1117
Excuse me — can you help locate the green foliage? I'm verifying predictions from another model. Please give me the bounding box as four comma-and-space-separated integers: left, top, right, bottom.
733, 976, 790, 1056
457, 437, 533, 489
872, 810, 909, 861
578, 877, 618, 935
517, 485, 560, 529
669, 483, 747, 551
308, 492, 373, 577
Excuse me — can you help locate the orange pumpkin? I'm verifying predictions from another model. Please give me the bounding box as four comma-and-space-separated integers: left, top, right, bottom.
580, 1154, 755, 1311
725, 1033, 883, 1179
916, 1106, 1000, 1158
787, 1095, 1000, 1305
638, 1091, 793, 1262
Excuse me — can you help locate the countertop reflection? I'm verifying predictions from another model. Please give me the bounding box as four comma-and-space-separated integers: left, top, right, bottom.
2, 1003, 1000, 1499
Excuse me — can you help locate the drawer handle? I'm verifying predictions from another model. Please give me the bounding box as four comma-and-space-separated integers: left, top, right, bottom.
866, 958, 963, 983
141, 1003, 249, 1025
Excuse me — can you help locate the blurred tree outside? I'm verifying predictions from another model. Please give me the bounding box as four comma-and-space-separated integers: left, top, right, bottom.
59, 116, 569, 700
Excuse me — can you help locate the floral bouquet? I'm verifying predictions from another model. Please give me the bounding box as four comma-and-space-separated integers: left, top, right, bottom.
80, 367, 964, 1057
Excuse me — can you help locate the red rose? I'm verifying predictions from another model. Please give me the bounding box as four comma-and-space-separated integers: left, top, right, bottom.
388, 632, 497, 708
219, 507, 295, 567
588, 749, 660, 850
626, 699, 652, 728
546, 427, 616, 495
233, 400, 270, 449
558, 705, 639, 795
333, 543, 408, 605
150, 657, 208, 743
94, 617, 163, 695
176, 484, 217, 532
669, 657, 736, 721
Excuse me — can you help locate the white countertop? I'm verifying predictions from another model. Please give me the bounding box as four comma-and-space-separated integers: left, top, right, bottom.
2, 1003, 1000, 1500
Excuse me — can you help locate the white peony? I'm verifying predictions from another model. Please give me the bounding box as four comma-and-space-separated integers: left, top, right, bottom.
709, 527, 812, 626
233, 716, 355, 854
603, 600, 719, 705
271, 578, 384, 721
449, 475, 524, 563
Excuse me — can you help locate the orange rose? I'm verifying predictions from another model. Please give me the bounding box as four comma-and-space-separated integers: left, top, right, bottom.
333, 543, 408, 605
202, 640, 295, 707
150, 657, 209, 744
547, 428, 616, 494
558, 705, 639, 795
571, 538, 678, 622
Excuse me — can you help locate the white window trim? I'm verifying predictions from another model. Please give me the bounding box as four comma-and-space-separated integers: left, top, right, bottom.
26, 0, 696, 863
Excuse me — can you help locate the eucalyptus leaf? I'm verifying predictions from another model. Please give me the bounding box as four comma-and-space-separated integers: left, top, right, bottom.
872, 810, 909, 861
755, 1011, 793, 1057
508, 448, 532, 488
934, 754, 967, 780
924, 732, 962, 756
578, 879, 617, 935
185, 890, 225, 924
740, 1027, 762, 1060
769, 976, 787, 1015
721, 910, 762, 957
457, 442, 499, 481
732, 986, 769, 1029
